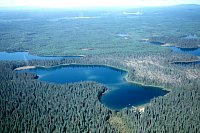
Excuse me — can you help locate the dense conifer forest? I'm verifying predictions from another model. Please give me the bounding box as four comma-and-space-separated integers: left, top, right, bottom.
0, 4, 200, 133
0, 62, 117, 132
1, 52, 200, 132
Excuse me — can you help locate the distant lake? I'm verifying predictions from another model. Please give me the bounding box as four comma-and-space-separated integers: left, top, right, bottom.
19, 65, 169, 110
149, 42, 165, 45
170, 46, 200, 56
172, 61, 200, 65
148, 42, 200, 56
0, 52, 82, 61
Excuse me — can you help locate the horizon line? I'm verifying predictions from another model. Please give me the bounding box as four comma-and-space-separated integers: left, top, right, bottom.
0, 4, 199, 9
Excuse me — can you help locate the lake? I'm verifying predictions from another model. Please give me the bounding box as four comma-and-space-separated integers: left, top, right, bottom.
170, 46, 200, 56
149, 41, 165, 45
0, 52, 82, 61
19, 65, 169, 110
1, 52, 169, 110
149, 42, 200, 56
172, 61, 200, 65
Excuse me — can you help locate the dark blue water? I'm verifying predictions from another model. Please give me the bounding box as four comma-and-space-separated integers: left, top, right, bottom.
150, 42, 165, 45
178, 48, 199, 51
172, 61, 200, 65
170, 47, 200, 56
19, 65, 169, 110
0, 52, 82, 61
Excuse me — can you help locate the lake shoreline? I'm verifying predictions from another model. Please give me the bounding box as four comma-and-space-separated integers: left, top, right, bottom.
146, 40, 200, 49
14, 63, 171, 91
0, 51, 86, 58
14, 66, 36, 70
15, 63, 170, 111
170, 60, 200, 64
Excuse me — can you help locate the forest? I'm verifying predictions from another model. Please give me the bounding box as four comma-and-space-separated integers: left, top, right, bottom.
0, 4, 200, 133
0, 53, 199, 132
148, 35, 200, 48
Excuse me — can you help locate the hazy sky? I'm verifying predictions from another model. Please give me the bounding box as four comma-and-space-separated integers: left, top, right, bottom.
0, 0, 199, 7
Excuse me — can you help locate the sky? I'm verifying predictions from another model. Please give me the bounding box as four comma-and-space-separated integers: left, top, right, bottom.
0, 0, 199, 8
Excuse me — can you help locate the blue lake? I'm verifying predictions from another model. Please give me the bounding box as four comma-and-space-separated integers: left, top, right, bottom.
19, 65, 169, 110
170, 46, 200, 56
0, 52, 82, 61
149, 42, 165, 45
149, 42, 200, 56
172, 61, 200, 65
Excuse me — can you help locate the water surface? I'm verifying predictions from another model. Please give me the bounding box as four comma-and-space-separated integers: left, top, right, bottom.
0, 52, 82, 61
172, 61, 200, 65
147, 42, 200, 56
20, 65, 169, 110
170, 46, 200, 56
149, 41, 165, 45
